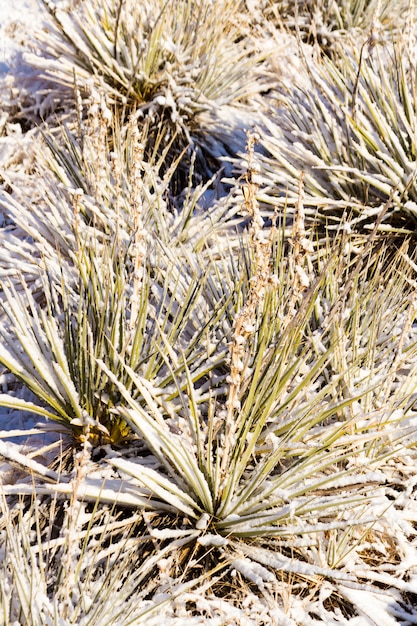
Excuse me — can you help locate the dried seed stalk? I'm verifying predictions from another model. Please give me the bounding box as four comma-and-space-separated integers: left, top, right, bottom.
85, 86, 112, 199
220, 133, 274, 484
129, 118, 146, 331
285, 172, 314, 325
58, 417, 92, 618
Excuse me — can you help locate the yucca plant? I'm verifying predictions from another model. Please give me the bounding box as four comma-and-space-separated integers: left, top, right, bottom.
3, 135, 417, 618
262, 0, 414, 50
2, 481, 294, 623
0, 110, 243, 445
21, 0, 264, 182
256, 38, 417, 234
31, 0, 257, 109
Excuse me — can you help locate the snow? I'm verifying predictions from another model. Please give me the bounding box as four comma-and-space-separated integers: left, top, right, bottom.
0, 0, 40, 71
0, 438, 60, 480
337, 586, 405, 626
0, 384, 64, 449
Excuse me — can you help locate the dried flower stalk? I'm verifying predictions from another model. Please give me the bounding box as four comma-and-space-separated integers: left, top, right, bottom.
129, 118, 146, 332
84, 86, 112, 200
285, 172, 314, 325
220, 133, 274, 485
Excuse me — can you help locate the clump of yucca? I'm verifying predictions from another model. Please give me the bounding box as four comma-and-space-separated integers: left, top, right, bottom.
21, 0, 264, 182
3, 133, 417, 600
262, 0, 413, 51
257, 38, 417, 234
0, 102, 240, 445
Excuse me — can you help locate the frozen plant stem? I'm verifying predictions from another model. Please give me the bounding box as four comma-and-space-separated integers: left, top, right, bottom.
129, 118, 146, 332
380, 292, 417, 405
85, 87, 112, 200
219, 133, 274, 489
58, 417, 93, 618
285, 172, 314, 326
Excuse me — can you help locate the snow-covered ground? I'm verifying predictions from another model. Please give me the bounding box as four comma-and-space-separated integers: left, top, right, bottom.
1, 0, 39, 68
